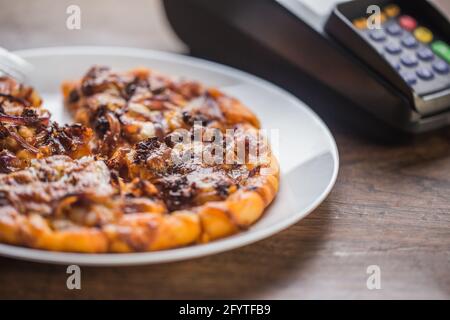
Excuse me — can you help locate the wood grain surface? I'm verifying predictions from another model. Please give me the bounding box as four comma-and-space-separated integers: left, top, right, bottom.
0, 0, 449, 300
1, 125, 448, 299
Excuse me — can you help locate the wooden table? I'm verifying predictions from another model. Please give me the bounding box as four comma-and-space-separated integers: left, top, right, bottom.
0, 0, 449, 300
1, 125, 449, 299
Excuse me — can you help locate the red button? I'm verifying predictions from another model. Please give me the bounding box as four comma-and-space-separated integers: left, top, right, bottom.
399, 15, 417, 31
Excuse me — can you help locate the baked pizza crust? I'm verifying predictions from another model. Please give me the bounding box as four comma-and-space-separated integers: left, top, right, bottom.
0, 67, 279, 253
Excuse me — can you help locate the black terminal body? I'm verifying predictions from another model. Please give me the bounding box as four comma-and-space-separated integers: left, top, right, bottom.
164, 0, 450, 134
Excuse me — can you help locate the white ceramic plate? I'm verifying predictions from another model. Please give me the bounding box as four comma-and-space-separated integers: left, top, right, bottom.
0, 47, 339, 266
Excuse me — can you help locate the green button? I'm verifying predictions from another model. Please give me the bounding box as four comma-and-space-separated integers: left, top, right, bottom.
431, 41, 450, 63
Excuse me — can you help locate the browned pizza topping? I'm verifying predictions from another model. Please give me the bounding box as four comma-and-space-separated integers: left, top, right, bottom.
0, 93, 31, 109
248, 165, 261, 178
0, 155, 114, 216
1, 124, 39, 154
81, 66, 114, 96
154, 174, 196, 211
68, 89, 80, 103
34, 123, 93, 157
170, 80, 204, 100
64, 65, 261, 155
0, 68, 276, 252
134, 137, 161, 164
181, 95, 223, 127
0, 150, 20, 173
0, 77, 43, 110
0, 112, 49, 127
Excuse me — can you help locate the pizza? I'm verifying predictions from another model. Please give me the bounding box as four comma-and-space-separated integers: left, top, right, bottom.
0, 66, 279, 253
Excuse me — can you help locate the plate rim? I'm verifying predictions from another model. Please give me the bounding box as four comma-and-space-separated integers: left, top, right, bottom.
0, 46, 339, 266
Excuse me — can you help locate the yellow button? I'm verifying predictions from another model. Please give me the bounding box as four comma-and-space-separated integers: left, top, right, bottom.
374, 12, 387, 24
384, 4, 400, 18
353, 17, 367, 29
414, 27, 433, 43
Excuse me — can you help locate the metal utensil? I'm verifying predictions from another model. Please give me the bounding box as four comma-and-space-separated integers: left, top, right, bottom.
0, 47, 33, 83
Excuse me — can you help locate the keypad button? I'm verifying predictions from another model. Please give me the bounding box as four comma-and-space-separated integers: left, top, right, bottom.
401, 71, 417, 85
414, 27, 433, 43
417, 47, 434, 61
353, 17, 367, 30
416, 67, 434, 80
369, 29, 386, 42
432, 60, 449, 74
401, 54, 418, 67
401, 35, 418, 48
385, 42, 402, 55
371, 12, 387, 25
399, 15, 417, 31
384, 4, 400, 18
378, 12, 387, 24
386, 23, 403, 36
431, 41, 450, 63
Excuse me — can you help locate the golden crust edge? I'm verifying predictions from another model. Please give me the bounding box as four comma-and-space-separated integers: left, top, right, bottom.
0, 154, 279, 253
